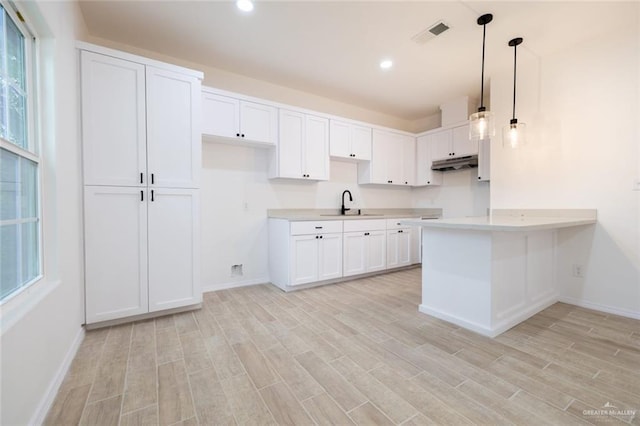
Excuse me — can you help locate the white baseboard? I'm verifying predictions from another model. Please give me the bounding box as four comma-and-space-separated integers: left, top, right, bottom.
30, 326, 85, 425
202, 277, 270, 293
559, 296, 640, 320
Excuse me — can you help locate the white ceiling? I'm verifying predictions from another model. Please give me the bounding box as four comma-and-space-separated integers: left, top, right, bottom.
78, 1, 637, 121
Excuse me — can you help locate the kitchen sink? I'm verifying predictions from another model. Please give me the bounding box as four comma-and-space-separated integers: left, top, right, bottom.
320, 213, 382, 217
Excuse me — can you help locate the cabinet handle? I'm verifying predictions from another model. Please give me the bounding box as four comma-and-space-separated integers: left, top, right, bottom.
151, 190, 154, 202
140, 172, 143, 184
427, 181, 431, 184
151, 173, 155, 184
140, 190, 144, 201
364, 232, 370, 236
236, 133, 240, 137
320, 235, 323, 239
398, 230, 404, 233
241, 134, 245, 138
478, 176, 481, 180
405, 181, 408, 184
315, 226, 323, 229
315, 235, 319, 239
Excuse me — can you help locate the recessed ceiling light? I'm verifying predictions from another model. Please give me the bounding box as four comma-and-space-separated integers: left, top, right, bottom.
236, 0, 254, 12
380, 59, 393, 70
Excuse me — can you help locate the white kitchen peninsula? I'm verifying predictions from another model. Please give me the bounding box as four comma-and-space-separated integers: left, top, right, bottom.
402, 209, 597, 337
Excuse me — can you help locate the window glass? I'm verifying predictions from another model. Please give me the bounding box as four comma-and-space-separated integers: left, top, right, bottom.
0, 2, 39, 302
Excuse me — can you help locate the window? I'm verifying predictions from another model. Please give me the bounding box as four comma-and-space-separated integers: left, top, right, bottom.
0, 2, 40, 302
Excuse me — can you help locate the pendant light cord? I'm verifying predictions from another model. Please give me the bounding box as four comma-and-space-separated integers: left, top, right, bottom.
480, 23, 486, 109
512, 42, 517, 120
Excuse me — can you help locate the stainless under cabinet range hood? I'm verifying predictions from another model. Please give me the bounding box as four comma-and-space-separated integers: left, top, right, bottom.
431, 155, 478, 171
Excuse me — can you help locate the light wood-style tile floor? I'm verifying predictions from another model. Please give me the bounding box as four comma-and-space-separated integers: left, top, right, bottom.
45, 268, 640, 425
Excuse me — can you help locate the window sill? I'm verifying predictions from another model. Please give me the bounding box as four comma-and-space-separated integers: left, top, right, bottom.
0, 277, 60, 336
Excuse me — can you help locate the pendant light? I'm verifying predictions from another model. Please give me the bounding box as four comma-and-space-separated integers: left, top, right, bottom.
503, 37, 526, 148
469, 13, 494, 141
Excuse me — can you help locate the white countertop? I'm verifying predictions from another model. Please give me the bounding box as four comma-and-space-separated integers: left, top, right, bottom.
401, 209, 597, 232
268, 208, 442, 221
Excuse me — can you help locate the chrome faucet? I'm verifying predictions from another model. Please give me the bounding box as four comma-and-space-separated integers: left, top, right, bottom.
341, 190, 353, 215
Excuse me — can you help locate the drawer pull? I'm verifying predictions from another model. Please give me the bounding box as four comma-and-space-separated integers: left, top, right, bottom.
315, 226, 323, 229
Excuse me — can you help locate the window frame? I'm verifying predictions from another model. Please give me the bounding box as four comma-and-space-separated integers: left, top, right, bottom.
0, 0, 42, 305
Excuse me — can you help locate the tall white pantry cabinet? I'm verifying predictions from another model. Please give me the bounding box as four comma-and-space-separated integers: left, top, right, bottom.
79, 44, 203, 325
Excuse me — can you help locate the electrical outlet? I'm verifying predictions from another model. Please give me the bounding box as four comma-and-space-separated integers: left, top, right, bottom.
572, 264, 584, 278
231, 264, 243, 277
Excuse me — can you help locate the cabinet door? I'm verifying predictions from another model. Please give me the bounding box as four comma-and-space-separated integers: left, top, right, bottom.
410, 226, 421, 264
368, 130, 391, 184
452, 124, 478, 157
240, 100, 277, 144
148, 188, 201, 311
81, 51, 146, 187
290, 235, 319, 286
343, 232, 366, 277
400, 135, 415, 186
386, 133, 404, 185
431, 129, 452, 161
350, 125, 372, 160
304, 115, 329, 180
477, 138, 491, 181
84, 186, 148, 323
397, 230, 412, 267
202, 93, 239, 138
329, 120, 351, 158
278, 110, 304, 178
415, 135, 443, 186
386, 230, 400, 269
146, 67, 201, 188
318, 233, 343, 281
367, 230, 387, 272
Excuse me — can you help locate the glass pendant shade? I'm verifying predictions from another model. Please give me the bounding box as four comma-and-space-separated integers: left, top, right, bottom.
503, 119, 526, 148
470, 13, 494, 141
469, 109, 494, 141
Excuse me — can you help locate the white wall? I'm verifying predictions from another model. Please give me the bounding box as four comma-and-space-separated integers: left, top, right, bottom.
412, 170, 490, 219
490, 21, 640, 316
201, 143, 415, 290
0, 2, 88, 425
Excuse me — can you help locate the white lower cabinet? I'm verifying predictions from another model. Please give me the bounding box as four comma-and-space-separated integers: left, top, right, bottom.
269, 219, 343, 290
387, 229, 411, 269
84, 186, 149, 323
291, 233, 343, 286
147, 189, 201, 312
343, 219, 387, 277
84, 186, 201, 324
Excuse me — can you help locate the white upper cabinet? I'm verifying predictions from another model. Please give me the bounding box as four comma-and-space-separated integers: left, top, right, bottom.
202, 90, 278, 146
271, 109, 329, 180
415, 134, 443, 186
451, 124, 478, 157
81, 49, 201, 189
477, 138, 491, 182
329, 120, 372, 161
81, 51, 147, 187
431, 124, 478, 161
358, 129, 414, 186
201, 93, 239, 139
146, 66, 201, 189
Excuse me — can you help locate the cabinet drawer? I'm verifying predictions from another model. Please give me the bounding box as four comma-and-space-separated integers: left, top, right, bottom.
343, 219, 387, 232
386, 218, 414, 230
290, 220, 342, 235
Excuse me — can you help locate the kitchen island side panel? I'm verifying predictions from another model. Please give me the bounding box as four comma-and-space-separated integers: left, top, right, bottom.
419, 228, 493, 333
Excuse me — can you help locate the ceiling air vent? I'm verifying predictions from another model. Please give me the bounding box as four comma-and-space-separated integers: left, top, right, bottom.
411, 20, 450, 45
